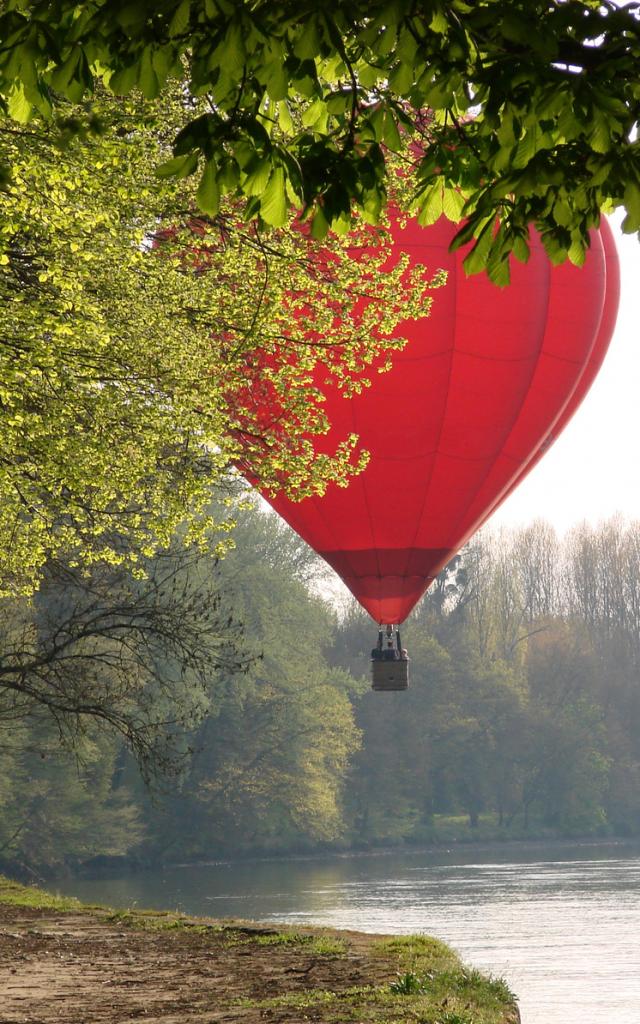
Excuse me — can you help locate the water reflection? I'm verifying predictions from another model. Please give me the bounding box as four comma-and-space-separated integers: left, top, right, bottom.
56, 841, 640, 1024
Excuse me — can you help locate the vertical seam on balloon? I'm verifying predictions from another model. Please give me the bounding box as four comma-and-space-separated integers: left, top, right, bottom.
442, 248, 554, 548
306, 483, 355, 580
401, 233, 459, 580
297, 399, 372, 610
351, 379, 383, 592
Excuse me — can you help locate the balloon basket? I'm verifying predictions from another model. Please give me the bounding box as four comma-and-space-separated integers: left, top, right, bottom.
371, 627, 409, 691
371, 658, 409, 691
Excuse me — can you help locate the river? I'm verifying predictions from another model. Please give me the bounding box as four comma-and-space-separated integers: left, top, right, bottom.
55, 840, 640, 1024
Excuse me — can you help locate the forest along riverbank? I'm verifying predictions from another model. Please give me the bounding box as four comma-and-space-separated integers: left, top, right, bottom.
0, 876, 519, 1024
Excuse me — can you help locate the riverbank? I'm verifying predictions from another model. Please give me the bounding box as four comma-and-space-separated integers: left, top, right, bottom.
0, 874, 519, 1024
7, 829, 635, 886
29, 834, 634, 893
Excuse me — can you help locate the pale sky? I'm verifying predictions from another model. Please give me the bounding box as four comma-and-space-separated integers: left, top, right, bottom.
491, 214, 640, 534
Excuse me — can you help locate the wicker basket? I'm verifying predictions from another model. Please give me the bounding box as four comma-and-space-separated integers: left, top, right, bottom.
371, 658, 409, 691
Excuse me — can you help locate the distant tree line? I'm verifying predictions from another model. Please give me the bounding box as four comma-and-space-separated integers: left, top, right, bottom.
340, 518, 640, 843
2, 509, 640, 876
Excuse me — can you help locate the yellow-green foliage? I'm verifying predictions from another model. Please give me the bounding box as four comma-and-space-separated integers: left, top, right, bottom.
0, 87, 442, 596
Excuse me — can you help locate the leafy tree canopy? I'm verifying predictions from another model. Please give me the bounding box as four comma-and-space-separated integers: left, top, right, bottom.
2, 1, 639, 279
0, 86, 439, 595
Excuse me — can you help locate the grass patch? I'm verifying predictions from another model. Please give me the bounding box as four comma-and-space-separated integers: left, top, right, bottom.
104, 907, 237, 938
389, 970, 431, 995
255, 931, 347, 955
369, 937, 516, 1023
101, 910, 348, 953
372, 933, 461, 973
232, 984, 384, 1011
430, 967, 517, 1009
232, 977, 512, 1023
0, 876, 84, 913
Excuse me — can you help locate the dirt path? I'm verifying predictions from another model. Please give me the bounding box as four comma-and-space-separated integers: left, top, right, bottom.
0, 894, 520, 1024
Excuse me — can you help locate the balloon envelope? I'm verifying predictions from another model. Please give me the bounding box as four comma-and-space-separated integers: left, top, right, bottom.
258, 216, 619, 624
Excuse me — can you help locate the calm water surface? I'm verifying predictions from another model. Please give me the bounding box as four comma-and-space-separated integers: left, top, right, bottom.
57, 841, 640, 1024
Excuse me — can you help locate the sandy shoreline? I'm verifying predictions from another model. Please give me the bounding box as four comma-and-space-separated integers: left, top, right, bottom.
0, 879, 520, 1024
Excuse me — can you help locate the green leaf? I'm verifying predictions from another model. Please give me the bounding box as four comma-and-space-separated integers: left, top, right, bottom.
50, 48, 81, 93
567, 237, 586, 267
6, 84, 32, 123
376, 23, 397, 56
294, 16, 321, 60
358, 62, 380, 89
361, 187, 383, 224
429, 11, 449, 33
552, 198, 573, 227
496, 111, 516, 148
396, 25, 418, 63
217, 158, 240, 193
512, 234, 530, 264
421, 76, 452, 109
587, 158, 614, 188
501, 12, 532, 45
260, 167, 287, 226
151, 46, 173, 90
415, 183, 443, 227
109, 62, 139, 96
174, 113, 216, 155
277, 101, 294, 133
540, 230, 568, 265
302, 98, 328, 131
388, 60, 414, 94
138, 48, 160, 99
196, 161, 220, 216
332, 211, 351, 235
169, 0, 190, 37
115, 4, 146, 33
442, 187, 465, 223
310, 206, 330, 239
462, 221, 495, 275
622, 181, 640, 232
265, 62, 288, 101
486, 248, 511, 287
449, 218, 478, 250
512, 130, 537, 169
155, 152, 198, 179
244, 157, 272, 196
218, 21, 246, 73
382, 111, 402, 151
590, 111, 611, 155
325, 90, 351, 115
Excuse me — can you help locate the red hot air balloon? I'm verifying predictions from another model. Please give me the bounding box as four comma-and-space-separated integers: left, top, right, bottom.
250, 214, 619, 685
